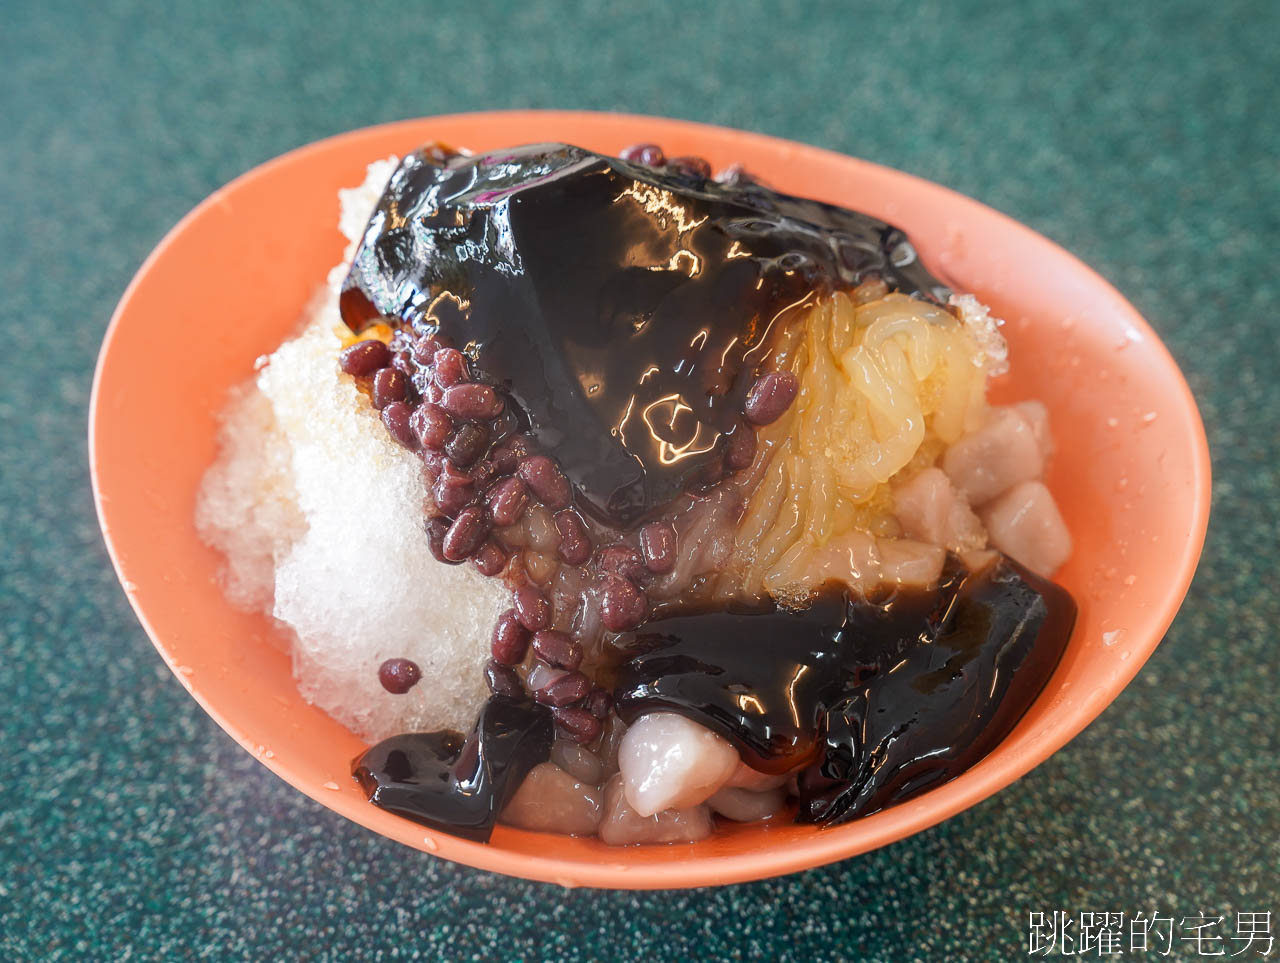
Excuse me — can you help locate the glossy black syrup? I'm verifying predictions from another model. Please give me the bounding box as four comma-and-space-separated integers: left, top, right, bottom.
353, 696, 554, 842
613, 556, 1076, 823
341, 143, 949, 528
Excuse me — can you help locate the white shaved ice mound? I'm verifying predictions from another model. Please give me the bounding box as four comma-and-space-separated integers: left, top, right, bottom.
197, 159, 508, 743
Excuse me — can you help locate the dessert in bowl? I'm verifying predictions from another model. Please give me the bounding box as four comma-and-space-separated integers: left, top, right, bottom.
90, 111, 1210, 888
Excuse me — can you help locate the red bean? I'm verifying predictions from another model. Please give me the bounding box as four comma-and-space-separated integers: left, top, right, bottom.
424, 517, 460, 565
512, 585, 551, 631
585, 688, 613, 720
597, 544, 646, 581
432, 477, 474, 518
486, 476, 531, 527
620, 143, 665, 167
410, 402, 453, 449
744, 370, 798, 425
468, 458, 498, 490
488, 407, 519, 445
518, 455, 571, 510
491, 609, 531, 664
437, 458, 473, 488
442, 506, 488, 561
554, 510, 592, 565
412, 337, 442, 364
472, 539, 507, 577
492, 435, 532, 474
552, 706, 602, 745
371, 367, 408, 410
381, 401, 418, 449
442, 383, 504, 420
378, 657, 421, 694
599, 574, 648, 631
484, 660, 524, 699
431, 347, 469, 387
531, 629, 583, 671
420, 448, 446, 478
339, 339, 391, 376
724, 421, 757, 471
535, 671, 590, 707
667, 155, 711, 178
639, 521, 677, 574
445, 421, 489, 466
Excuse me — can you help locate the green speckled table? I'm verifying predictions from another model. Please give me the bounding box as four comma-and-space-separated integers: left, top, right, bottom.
2, 1, 1276, 959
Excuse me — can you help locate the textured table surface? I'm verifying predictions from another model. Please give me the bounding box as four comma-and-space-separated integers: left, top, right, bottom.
2, 1, 1277, 960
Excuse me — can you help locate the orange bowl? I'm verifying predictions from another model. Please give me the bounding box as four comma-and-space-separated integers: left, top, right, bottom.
89, 111, 1210, 888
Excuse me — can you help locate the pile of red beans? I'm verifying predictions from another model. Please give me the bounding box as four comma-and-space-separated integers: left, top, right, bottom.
339, 333, 651, 742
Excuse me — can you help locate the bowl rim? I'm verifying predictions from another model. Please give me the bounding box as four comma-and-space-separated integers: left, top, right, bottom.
90, 109, 1212, 889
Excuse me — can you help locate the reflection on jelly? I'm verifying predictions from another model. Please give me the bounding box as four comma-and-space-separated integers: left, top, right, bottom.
353, 696, 554, 842
613, 556, 1075, 824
